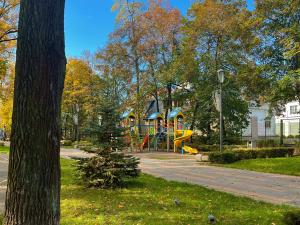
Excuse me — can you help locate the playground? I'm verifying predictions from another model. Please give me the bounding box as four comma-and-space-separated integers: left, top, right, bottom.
121, 108, 198, 155
0, 0, 300, 224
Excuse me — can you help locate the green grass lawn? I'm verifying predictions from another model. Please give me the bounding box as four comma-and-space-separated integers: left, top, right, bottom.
60, 159, 295, 225
0, 158, 297, 224
0, 146, 9, 153
218, 156, 300, 176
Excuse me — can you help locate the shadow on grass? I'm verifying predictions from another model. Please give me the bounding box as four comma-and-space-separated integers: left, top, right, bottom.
60, 158, 295, 225
0, 158, 296, 224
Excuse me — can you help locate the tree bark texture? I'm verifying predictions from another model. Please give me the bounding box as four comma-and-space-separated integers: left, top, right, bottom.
4, 0, 66, 224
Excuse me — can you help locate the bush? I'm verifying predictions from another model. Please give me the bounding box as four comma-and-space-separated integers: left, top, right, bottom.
287, 135, 296, 139
257, 139, 279, 148
61, 140, 72, 146
198, 145, 220, 152
283, 210, 300, 225
0, 142, 4, 147
79, 145, 100, 153
294, 142, 300, 156
75, 140, 93, 146
196, 144, 246, 152
209, 147, 295, 164
234, 149, 258, 160
75, 141, 97, 152
225, 145, 247, 150
208, 152, 238, 164
236, 147, 294, 159
77, 149, 140, 188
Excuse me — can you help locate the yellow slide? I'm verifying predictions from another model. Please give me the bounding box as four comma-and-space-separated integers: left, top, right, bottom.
174, 130, 198, 154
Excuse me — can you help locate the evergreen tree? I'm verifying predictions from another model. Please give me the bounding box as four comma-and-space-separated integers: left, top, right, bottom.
89, 93, 125, 151
78, 78, 140, 189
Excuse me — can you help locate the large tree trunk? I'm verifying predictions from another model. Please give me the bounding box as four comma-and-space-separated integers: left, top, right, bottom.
4, 0, 66, 224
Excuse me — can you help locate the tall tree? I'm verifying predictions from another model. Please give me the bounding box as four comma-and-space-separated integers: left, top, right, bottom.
95, 42, 132, 108
141, 0, 182, 118
176, 0, 257, 142
0, 0, 19, 57
4, 0, 66, 224
112, 0, 144, 132
62, 58, 102, 141
0, 63, 14, 132
255, 0, 300, 108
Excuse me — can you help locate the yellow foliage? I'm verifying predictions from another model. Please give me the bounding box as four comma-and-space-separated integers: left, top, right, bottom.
0, 63, 14, 132
0, 0, 19, 55
0, 97, 13, 129
62, 58, 103, 118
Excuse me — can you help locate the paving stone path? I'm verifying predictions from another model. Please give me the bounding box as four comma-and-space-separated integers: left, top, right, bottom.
0, 150, 300, 213
134, 152, 300, 207
0, 154, 8, 211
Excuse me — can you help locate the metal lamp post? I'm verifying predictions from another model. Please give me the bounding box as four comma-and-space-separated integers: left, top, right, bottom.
217, 69, 225, 152
74, 104, 80, 142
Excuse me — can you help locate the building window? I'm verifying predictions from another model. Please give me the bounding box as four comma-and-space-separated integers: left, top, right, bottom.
265, 120, 271, 128
290, 105, 298, 115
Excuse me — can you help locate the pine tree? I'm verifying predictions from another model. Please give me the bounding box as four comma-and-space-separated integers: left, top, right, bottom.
78, 79, 140, 189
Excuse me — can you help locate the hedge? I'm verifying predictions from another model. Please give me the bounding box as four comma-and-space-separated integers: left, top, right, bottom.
208, 152, 237, 164
61, 140, 73, 146
295, 143, 300, 155
257, 139, 279, 148
209, 147, 295, 164
196, 144, 246, 152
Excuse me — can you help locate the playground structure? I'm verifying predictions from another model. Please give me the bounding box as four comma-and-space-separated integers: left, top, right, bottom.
121, 108, 198, 154
120, 110, 138, 150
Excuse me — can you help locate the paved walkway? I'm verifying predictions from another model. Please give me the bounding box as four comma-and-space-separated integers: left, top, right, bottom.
134, 152, 300, 207
1, 150, 300, 213
0, 154, 8, 211
60, 148, 95, 159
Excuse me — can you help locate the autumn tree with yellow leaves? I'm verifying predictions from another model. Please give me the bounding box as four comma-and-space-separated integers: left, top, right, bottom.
62, 58, 103, 141
0, 0, 18, 56
0, 63, 14, 133
0, 0, 18, 133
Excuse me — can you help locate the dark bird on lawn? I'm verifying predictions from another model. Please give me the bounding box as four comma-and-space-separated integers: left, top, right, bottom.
173, 198, 180, 206
208, 214, 216, 224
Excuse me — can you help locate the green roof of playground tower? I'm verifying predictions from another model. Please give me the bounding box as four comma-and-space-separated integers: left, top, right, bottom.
167, 107, 184, 119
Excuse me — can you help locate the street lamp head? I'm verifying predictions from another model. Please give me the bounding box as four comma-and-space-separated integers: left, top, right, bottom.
218, 69, 225, 83
217, 69, 225, 83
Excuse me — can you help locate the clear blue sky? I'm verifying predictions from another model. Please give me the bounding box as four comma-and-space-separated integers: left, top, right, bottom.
65, 0, 255, 57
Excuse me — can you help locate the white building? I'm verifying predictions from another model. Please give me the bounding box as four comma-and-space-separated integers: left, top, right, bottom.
275, 101, 300, 137
243, 102, 276, 138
